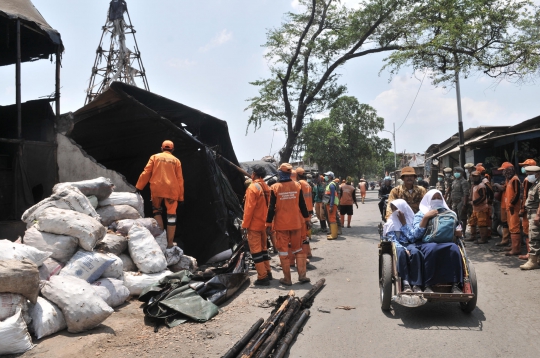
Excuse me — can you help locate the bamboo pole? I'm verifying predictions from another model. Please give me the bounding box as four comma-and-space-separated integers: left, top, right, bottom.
273, 309, 311, 358
222, 318, 264, 358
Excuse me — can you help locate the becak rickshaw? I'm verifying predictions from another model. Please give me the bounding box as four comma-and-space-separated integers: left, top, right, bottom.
377, 212, 478, 313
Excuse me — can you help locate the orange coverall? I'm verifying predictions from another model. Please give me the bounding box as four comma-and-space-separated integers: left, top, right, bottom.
504, 176, 522, 252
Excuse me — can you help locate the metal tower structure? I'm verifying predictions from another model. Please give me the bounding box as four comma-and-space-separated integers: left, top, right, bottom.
85, 0, 149, 105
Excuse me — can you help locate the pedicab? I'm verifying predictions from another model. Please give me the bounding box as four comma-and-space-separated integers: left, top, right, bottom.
377, 222, 478, 313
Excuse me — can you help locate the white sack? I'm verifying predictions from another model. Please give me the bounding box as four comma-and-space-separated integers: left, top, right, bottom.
99, 192, 144, 216
123, 270, 172, 296
119, 253, 136, 272
92, 278, 130, 308
38, 258, 63, 281
34, 207, 106, 251
97, 205, 141, 227
59, 250, 115, 283
101, 254, 123, 279
113, 218, 164, 237
169, 255, 198, 273
41, 276, 113, 333
95, 233, 128, 256
87, 195, 99, 209
128, 225, 167, 273
165, 246, 183, 266
155, 231, 167, 252
28, 297, 67, 340
0, 309, 34, 355
0, 239, 51, 267
53, 177, 114, 201
23, 227, 78, 263
21, 186, 100, 224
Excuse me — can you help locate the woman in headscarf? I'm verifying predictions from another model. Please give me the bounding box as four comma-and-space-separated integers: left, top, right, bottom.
406, 189, 463, 294
383, 199, 424, 293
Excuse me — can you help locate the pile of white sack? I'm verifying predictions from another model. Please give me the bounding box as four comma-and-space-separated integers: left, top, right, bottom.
0, 177, 197, 355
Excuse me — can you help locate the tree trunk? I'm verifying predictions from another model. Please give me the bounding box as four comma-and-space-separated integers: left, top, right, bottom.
279, 130, 300, 164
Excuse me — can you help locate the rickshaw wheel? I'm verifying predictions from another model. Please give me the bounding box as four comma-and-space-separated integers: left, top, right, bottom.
460, 261, 478, 313
380, 253, 392, 311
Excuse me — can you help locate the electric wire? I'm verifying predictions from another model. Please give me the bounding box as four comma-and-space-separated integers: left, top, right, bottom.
396, 71, 427, 132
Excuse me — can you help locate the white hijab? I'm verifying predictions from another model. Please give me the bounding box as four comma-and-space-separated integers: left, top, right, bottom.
419, 189, 450, 214
383, 199, 415, 235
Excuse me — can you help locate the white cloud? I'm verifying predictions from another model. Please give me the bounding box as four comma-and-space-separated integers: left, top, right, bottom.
199, 29, 233, 52
167, 58, 196, 69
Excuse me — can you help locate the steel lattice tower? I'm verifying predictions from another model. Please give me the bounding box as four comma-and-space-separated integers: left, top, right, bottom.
85, 0, 149, 105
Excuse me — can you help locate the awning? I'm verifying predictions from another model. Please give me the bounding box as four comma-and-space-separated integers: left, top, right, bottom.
465, 128, 540, 146
426, 132, 494, 160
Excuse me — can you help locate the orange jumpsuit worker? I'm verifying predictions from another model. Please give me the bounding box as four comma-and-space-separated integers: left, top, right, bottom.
494, 162, 522, 256
136, 140, 184, 249
296, 167, 313, 258
266, 163, 311, 286
519, 159, 537, 260
242, 165, 272, 286
358, 179, 367, 204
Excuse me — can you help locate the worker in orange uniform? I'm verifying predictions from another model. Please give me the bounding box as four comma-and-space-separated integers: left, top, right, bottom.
468, 171, 490, 244
136, 140, 184, 249
358, 179, 368, 204
242, 165, 272, 286
266, 163, 311, 286
494, 162, 522, 256
324, 171, 340, 240
518, 159, 537, 260
296, 167, 313, 258
339, 176, 358, 228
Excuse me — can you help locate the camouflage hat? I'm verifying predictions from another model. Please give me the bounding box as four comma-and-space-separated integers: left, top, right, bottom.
443, 167, 453, 173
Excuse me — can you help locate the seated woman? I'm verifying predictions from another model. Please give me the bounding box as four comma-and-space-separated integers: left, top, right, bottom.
403, 189, 463, 294
383, 199, 424, 293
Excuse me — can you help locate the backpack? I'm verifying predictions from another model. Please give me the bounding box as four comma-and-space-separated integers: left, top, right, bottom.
422, 209, 458, 243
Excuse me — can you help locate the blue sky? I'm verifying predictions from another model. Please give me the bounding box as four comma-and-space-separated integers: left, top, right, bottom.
1, 0, 538, 162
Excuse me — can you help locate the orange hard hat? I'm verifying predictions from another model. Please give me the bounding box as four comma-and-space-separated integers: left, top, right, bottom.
498, 162, 513, 170
519, 159, 537, 167
296, 167, 305, 176
279, 163, 292, 173
162, 140, 174, 150
476, 165, 486, 173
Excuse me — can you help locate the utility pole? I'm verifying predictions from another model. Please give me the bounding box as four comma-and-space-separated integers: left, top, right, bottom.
382, 123, 397, 170
454, 57, 466, 168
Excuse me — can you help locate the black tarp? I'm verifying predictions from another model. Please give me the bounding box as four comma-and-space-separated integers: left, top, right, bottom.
70, 82, 244, 263
240, 160, 278, 176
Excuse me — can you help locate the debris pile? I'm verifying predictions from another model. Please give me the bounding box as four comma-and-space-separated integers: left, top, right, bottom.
0, 177, 198, 355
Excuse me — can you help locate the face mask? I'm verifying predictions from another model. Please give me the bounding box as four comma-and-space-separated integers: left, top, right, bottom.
324, 176, 329, 181
417, 177, 422, 181
307, 179, 312, 183
454, 173, 461, 179
527, 174, 538, 183
430, 199, 444, 209
522, 168, 527, 174
445, 173, 451, 178
438, 177, 443, 182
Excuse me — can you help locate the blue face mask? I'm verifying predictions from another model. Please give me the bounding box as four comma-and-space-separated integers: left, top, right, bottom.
324, 176, 329, 181
417, 177, 422, 181
438, 177, 443, 182
307, 179, 312, 183
522, 167, 527, 174
454, 173, 461, 179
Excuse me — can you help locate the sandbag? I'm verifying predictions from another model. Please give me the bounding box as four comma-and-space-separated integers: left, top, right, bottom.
38, 258, 63, 281
0, 309, 34, 355
119, 253, 136, 272
92, 278, 130, 308
99, 192, 144, 216
128, 225, 167, 274
97, 205, 141, 227
95, 233, 128, 255
113, 218, 164, 237
165, 246, 183, 266
59, 250, 115, 283
0, 239, 51, 267
21, 186, 100, 224
0, 260, 40, 304
87, 195, 99, 209
169, 255, 198, 273
23, 227, 78, 263
34, 207, 106, 251
0, 294, 28, 322
41, 276, 114, 333
101, 254, 123, 279
53, 177, 114, 200
123, 270, 172, 296
28, 297, 67, 340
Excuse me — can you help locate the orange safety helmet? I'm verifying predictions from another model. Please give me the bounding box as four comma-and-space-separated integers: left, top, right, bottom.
498, 162, 513, 170
162, 140, 174, 150
519, 159, 537, 167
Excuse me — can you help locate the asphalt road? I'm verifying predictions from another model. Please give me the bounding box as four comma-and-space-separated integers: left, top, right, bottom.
289, 190, 540, 358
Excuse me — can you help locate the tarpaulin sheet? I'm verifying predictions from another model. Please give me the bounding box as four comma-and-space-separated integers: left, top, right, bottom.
240, 160, 278, 176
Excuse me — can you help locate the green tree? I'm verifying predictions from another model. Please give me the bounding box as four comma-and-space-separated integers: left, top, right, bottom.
301, 96, 391, 178
246, 0, 540, 163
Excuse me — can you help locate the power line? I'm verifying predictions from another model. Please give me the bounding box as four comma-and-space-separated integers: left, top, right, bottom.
396, 71, 427, 132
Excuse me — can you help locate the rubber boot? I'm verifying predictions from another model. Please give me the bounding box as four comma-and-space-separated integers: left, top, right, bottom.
302, 240, 312, 258
279, 257, 292, 286
496, 228, 510, 246
253, 262, 270, 285
475, 227, 489, 244
465, 226, 476, 242
519, 238, 530, 260
320, 220, 327, 233
166, 225, 176, 248
296, 253, 310, 283
520, 254, 539, 270
505, 234, 522, 256
327, 223, 338, 240
154, 215, 164, 230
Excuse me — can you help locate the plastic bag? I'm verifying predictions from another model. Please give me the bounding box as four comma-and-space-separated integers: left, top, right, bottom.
113, 218, 163, 237
128, 225, 167, 274
28, 297, 67, 339
165, 246, 183, 266
123, 270, 172, 296
0, 240, 51, 267
92, 278, 130, 308
101, 254, 123, 279
0, 260, 40, 304
21, 186, 100, 224
98, 192, 144, 216
41, 276, 113, 333
95, 233, 128, 256
53, 177, 114, 200
59, 250, 115, 283
97, 205, 141, 227
23, 227, 78, 263
35, 207, 106, 251
0, 309, 34, 355
119, 253, 136, 272
38, 258, 63, 281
